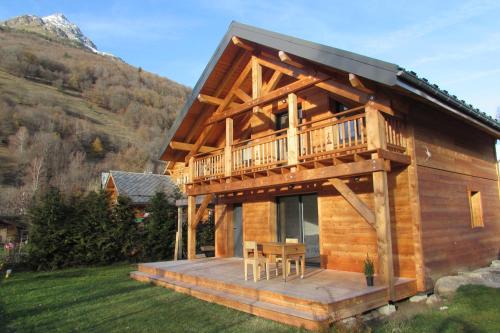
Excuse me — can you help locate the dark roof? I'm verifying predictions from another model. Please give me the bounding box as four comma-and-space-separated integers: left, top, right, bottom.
108, 171, 177, 205
160, 21, 500, 158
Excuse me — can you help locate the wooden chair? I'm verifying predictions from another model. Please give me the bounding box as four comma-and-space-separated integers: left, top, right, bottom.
243, 241, 268, 282
276, 238, 302, 277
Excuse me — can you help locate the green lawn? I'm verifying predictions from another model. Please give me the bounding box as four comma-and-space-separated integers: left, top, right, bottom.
0, 264, 499, 333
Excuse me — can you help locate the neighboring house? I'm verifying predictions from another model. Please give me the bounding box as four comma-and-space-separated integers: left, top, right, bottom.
0, 216, 28, 243
134, 22, 500, 328
103, 171, 177, 217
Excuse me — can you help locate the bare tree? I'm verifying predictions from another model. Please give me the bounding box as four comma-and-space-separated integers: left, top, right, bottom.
29, 156, 45, 194
8, 126, 29, 155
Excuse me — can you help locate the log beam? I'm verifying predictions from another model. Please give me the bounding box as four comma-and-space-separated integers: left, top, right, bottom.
287, 93, 299, 165
224, 118, 233, 177
207, 75, 326, 124
170, 141, 218, 154
278, 50, 304, 68
329, 178, 375, 228
194, 194, 214, 227
187, 195, 196, 259
252, 55, 262, 113
348, 73, 373, 94
232, 36, 254, 52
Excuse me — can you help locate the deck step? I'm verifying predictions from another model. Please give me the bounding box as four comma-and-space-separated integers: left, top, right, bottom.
138, 262, 330, 315
131, 271, 330, 330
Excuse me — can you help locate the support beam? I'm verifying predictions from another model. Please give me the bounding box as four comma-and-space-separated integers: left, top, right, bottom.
207, 75, 326, 124
287, 93, 299, 165
348, 73, 373, 94
194, 194, 214, 226
252, 56, 262, 113
316, 79, 370, 104
232, 36, 254, 52
278, 50, 304, 68
263, 70, 283, 93
225, 118, 233, 177
234, 88, 252, 103
174, 206, 183, 260
188, 156, 195, 183
187, 195, 196, 259
373, 170, 395, 301
197, 94, 224, 106
170, 141, 218, 154
329, 178, 375, 228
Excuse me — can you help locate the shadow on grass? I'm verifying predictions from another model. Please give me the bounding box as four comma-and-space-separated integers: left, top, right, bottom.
435, 316, 484, 333
7, 283, 151, 320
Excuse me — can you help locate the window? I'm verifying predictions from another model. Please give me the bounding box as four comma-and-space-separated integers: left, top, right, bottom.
468, 190, 484, 228
329, 97, 348, 114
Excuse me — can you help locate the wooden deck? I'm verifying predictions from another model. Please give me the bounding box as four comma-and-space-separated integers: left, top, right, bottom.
131, 258, 417, 330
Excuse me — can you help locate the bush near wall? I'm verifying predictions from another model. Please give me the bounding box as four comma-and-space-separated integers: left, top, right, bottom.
26, 187, 177, 270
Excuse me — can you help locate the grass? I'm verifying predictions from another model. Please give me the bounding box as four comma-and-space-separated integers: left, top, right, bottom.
0, 263, 299, 333
0, 264, 499, 333
373, 285, 500, 333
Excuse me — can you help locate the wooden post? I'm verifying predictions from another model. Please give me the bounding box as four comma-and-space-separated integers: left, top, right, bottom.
366, 104, 395, 300
188, 156, 195, 183
225, 118, 233, 177
287, 93, 299, 165
251, 56, 262, 113
187, 195, 196, 259
174, 206, 183, 260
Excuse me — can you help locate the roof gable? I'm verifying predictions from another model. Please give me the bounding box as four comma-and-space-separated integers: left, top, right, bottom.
160, 22, 499, 160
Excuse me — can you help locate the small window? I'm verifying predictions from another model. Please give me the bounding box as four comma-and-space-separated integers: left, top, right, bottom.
329, 97, 348, 114
468, 190, 484, 228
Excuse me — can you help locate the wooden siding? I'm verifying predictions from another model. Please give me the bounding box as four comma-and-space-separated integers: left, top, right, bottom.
318, 171, 416, 278
412, 108, 500, 285
242, 199, 277, 243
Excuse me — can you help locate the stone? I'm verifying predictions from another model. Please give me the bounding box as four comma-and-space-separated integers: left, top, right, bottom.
426, 294, 440, 305
377, 304, 396, 316
439, 306, 448, 311
409, 294, 428, 303
435, 266, 500, 298
491, 260, 500, 268
341, 316, 357, 329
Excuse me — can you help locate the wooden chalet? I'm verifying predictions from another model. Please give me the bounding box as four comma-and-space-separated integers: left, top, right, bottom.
132, 22, 500, 329
103, 170, 176, 211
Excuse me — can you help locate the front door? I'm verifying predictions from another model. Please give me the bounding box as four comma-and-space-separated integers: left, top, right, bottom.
277, 194, 319, 262
233, 204, 243, 257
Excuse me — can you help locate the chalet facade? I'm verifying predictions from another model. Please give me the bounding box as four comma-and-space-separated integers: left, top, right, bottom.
133, 22, 500, 328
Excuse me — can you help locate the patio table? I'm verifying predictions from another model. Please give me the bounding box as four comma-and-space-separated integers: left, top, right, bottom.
259, 242, 305, 281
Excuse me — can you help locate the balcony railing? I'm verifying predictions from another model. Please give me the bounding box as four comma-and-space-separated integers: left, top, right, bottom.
232, 129, 288, 173
298, 107, 367, 162
190, 107, 407, 182
193, 148, 225, 180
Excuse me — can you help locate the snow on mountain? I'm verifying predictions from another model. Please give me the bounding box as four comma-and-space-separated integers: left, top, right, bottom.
1, 13, 115, 58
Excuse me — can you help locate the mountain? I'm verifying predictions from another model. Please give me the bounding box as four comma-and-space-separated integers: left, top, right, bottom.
0, 13, 114, 57
0, 13, 190, 215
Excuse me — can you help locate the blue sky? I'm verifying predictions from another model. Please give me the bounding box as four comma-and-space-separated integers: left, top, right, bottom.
1, 0, 500, 121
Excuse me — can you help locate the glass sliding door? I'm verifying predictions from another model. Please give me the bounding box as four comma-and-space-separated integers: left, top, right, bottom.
277, 194, 319, 263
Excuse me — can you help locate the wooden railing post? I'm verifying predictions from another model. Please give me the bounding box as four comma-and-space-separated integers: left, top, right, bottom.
366, 103, 395, 301
188, 156, 195, 183
187, 195, 196, 259
287, 93, 298, 165
174, 206, 183, 260
366, 104, 387, 150
225, 118, 233, 177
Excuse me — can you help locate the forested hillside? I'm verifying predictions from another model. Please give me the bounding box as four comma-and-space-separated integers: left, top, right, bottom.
0, 25, 190, 215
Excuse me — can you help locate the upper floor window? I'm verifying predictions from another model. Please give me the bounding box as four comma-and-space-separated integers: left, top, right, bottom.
329, 97, 348, 114
468, 190, 484, 228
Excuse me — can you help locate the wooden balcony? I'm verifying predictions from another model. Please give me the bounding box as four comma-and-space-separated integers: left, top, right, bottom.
185, 107, 407, 185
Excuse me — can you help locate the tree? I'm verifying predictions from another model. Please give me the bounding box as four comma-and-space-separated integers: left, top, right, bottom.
91, 137, 104, 155
114, 196, 140, 260
27, 187, 69, 270
145, 192, 176, 261
8, 126, 29, 156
